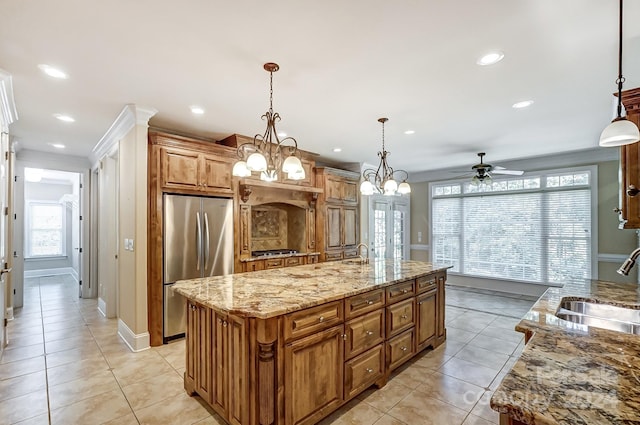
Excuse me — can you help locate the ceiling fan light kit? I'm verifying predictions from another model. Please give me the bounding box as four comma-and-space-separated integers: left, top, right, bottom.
232, 62, 306, 182
599, 0, 640, 147
467, 152, 524, 186
360, 118, 411, 196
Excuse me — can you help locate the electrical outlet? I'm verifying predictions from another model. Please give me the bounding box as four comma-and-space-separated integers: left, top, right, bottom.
124, 239, 129, 251
129, 239, 134, 251
418, 231, 422, 243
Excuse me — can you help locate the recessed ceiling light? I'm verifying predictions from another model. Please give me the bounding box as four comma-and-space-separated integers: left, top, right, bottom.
38, 64, 68, 79
332, 148, 342, 153
404, 130, 415, 135
49, 143, 65, 149
512, 100, 534, 109
278, 132, 287, 138
53, 114, 75, 122
476, 52, 504, 66
190, 106, 205, 115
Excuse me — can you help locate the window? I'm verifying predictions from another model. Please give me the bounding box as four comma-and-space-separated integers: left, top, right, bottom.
431, 168, 594, 284
369, 196, 410, 260
26, 202, 65, 257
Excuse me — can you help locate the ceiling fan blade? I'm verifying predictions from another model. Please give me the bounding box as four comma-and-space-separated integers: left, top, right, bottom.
492, 169, 524, 176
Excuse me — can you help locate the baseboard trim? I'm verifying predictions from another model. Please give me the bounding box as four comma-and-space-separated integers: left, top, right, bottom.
24, 267, 78, 279
117, 319, 150, 352
97, 298, 107, 318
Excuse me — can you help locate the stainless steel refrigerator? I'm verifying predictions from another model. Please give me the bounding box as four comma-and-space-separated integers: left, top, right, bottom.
163, 194, 234, 342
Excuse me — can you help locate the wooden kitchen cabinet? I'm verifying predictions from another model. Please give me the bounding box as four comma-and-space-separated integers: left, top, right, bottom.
317, 167, 360, 262
160, 147, 233, 193
285, 325, 344, 425
416, 289, 437, 351
185, 300, 213, 404
619, 88, 640, 228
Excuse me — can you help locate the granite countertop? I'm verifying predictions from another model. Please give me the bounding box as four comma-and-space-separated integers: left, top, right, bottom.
240, 251, 321, 262
490, 279, 640, 424
172, 259, 448, 319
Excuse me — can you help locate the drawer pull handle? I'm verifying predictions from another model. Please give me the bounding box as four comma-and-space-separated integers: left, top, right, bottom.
366, 330, 374, 336
319, 316, 324, 322
400, 346, 408, 352
401, 314, 408, 319
367, 300, 374, 305
419, 302, 423, 305
366, 368, 374, 373
402, 289, 408, 294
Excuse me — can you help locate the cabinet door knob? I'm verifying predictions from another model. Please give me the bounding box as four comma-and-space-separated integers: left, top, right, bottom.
401, 314, 408, 319
402, 289, 408, 294
319, 316, 324, 322
419, 302, 423, 305
400, 346, 408, 352
366, 330, 374, 336
367, 300, 374, 305
366, 368, 374, 373
223, 320, 228, 327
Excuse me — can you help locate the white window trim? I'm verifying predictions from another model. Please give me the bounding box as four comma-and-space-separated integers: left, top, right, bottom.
428, 165, 598, 284
25, 200, 67, 259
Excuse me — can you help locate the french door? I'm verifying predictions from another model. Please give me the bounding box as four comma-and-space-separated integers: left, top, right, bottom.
369, 195, 410, 261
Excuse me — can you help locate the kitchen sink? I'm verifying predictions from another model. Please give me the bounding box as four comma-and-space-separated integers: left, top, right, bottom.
555, 299, 640, 335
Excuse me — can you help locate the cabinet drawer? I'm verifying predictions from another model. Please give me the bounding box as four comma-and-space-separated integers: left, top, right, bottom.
387, 329, 415, 372
344, 309, 384, 359
284, 301, 344, 342
307, 254, 319, 264
345, 289, 385, 319
264, 258, 284, 269
416, 274, 437, 293
343, 249, 358, 259
344, 345, 383, 400
285, 256, 304, 267
386, 298, 414, 337
243, 260, 265, 272
386, 280, 415, 303
325, 251, 343, 261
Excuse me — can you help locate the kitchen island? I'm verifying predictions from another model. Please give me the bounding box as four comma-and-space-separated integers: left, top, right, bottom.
490, 278, 640, 425
173, 259, 449, 425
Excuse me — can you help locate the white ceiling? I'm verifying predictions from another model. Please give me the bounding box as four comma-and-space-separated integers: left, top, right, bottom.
1, 0, 639, 174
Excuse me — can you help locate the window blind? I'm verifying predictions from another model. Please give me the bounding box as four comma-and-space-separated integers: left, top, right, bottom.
431, 169, 592, 284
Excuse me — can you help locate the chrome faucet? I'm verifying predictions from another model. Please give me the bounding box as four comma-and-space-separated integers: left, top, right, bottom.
617, 247, 640, 275
356, 243, 370, 264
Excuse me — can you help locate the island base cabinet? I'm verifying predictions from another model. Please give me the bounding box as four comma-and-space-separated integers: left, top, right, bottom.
185, 301, 213, 404
416, 289, 437, 352
284, 325, 344, 425
344, 345, 384, 400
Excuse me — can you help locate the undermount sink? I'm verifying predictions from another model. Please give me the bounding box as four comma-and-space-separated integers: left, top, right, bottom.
555, 299, 640, 335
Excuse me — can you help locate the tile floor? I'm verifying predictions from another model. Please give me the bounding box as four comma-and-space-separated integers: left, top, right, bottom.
0, 276, 535, 425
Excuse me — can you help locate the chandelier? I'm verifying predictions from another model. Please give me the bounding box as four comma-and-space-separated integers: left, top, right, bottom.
360, 118, 411, 196
599, 0, 639, 147
232, 63, 305, 181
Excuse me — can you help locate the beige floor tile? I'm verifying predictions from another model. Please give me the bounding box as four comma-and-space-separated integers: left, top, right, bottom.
0, 370, 47, 402
389, 363, 435, 389
462, 414, 498, 425
121, 370, 185, 410
454, 345, 509, 371
438, 357, 500, 389
7, 332, 44, 348
0, 355, 45, 380
0, 343, 44, 364
50, 388, 133, 425
388, 390, 468, 425
0, 389, 49, 424
433, 339, 466, 357
192, 413, 228, 424
357, 380, 411, 412
489, 316, 521, 331
134, 392, 212, 425
372, 415, 406, 425
479, 327, 523, 344
48, 369, 121, 410
44, 343, 105, 368
44, 326, 92, 343
470, 391, 500, 423
47, 356, 111, 386
44, 333, 96, 354
413, 349, 452, 370
11, 413, 50, 425
414, 372, 485, 412
319, 398, 384, 425
100, 411, 142, 425
446, 327, 478, 344
467, 334, 520, 356
7, 323, 43, 337
113, 356, 176, 387
446, 317, 491, 333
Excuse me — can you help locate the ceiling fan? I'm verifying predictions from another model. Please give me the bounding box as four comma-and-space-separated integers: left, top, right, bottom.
467, 152, 524, 186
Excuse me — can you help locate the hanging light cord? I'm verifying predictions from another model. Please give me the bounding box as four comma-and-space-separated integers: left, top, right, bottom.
616, 0, 625, 119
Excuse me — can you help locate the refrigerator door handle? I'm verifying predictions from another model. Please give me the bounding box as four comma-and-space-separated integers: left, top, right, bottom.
196, 212, 202, 271
204, 212, 210, 269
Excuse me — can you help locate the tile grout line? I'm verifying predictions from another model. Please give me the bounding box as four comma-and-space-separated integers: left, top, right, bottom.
36, 277, 53, 425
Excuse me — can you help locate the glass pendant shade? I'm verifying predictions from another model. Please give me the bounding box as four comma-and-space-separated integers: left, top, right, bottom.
232, 161, 251, 177
282, 155, 303, 173
287, 168, 306, 180
246, 152, 267, 171
383, 179, 398, 195
397, 181, 411, 194
260, 170, 278, 182
599, 118, 640, 147
360, 180, 375, 195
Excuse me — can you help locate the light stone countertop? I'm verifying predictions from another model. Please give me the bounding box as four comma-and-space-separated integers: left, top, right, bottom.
172, 259, 449, 319
490, 279, 640, 424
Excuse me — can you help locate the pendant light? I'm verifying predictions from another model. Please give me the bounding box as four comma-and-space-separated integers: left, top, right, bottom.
599, 0, 640, 147
360, 118, 411, 196
232, 63, 305, 181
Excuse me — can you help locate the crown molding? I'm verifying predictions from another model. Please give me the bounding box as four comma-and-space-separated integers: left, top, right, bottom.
91, 104, 158, 165
0, 69, 18, 131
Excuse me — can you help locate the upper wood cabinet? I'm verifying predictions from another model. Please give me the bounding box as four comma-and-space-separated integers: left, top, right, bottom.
619, 88, 640, 228
316, 167, 360, 262
161, 147, 233, 193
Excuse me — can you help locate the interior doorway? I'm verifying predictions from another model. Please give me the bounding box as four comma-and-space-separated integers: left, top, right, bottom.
12, 166, 88, 308
368, 195, 410, 261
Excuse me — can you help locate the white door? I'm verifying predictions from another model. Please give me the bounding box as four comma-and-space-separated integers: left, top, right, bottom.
369, 195, 410, 261
98, 155, 118, 318
0, 131, 10, 351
